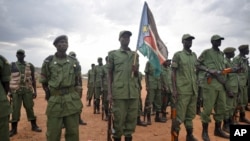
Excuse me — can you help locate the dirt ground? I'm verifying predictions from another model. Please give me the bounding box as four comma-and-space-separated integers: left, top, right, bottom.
10, 79, 250, 141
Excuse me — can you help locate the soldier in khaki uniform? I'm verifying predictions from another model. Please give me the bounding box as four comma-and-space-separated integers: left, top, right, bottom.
68, 51, 87, 125
171, 34, 198, 141
94, 57, 104, 114
196, 35, 229, 140
233, 44, 250, 124
86, 64, 95, 106
108, 30, 139, 141
40, 35, 83, 141
0, 55, 12, 141
9, 49, 42, 137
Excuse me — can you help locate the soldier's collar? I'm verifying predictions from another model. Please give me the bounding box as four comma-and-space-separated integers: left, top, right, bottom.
119, 47, 131, 52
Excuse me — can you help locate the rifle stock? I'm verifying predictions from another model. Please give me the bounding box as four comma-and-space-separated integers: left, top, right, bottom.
107, 102, 113, 141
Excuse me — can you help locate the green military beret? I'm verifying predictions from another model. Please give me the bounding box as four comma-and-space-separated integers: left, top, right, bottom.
53, 35, 68, 46
211, 34, 224, 41
223, 47, 236, 54
238, 44, 249, 51
16, 49, 25, 54
182, 34, 195, 40
69, 51, 76, 57
119, 30, 132, 40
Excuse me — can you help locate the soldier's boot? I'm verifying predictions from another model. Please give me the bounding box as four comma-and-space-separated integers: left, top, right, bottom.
245, 105, 250, 111
146, 113, 151, 125
125, 136, 132, 141
137, 116, 147, 127
162, 112, 167, 122
93, 100, 97, 114
214, 121, 229, 139
31, 120, 42, 132
113, 137, 121, 141
202, 122, 210, 141
239, 112, 250, 124
79, 115, 87, 125
104, 109, 109, 121
186, 128, 198, 141
96, 99, 100, 114
155, 111, 166, 123
9, 122, 18, 137
87, 99, 91, 106
222, 119, 230, 133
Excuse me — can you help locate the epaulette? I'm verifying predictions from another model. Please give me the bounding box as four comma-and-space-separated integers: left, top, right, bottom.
44, 55, 54, 63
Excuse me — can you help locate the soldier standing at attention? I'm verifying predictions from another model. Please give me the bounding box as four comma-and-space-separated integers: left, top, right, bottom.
171, 34, 198, 141
160, 59, 172, 121
0, 55, 12, 141
108, 30, 139, 141
40, 35, 83, 141
144, 61, 166, 125
196, 35, 229, 140
102, 56, 109, 121
94, 57, 104, 114
9, 49, 42, 137
222, 47, 239, 132
86, 64, 95, 106
233, 44, 250, 124
68, 51, 87, 125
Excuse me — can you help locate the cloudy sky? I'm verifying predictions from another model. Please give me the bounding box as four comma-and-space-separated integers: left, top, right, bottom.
1, 0, 249, 74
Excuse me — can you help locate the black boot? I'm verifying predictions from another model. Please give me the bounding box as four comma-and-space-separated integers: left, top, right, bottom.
214, 121, 229, 139
155, 111, 166, 123
146, 113, 151, 125
125, 136, 132, 141
137, 116, 147, 127
113, 137, 121, 141
162, 112, 167, 122
9, 122, 18, 137
79, 115, 87, 125
31, 120, 42, 132
222, 119, 230, 133
186, 128, 198, 141
202, 122, 210, 141
239, 112, 250, 124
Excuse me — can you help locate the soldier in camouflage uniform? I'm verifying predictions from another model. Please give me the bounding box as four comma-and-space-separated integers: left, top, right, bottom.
94, 57, 104, 114
86, 64, 95, 106
233, 44, 250, 124
0, 55, 12, 141
108, 30, 139, 141
69, 51, 87, 125
9, 49, 42, 137
40, 35, 83, 141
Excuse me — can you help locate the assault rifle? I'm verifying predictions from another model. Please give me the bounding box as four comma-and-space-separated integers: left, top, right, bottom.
107, 101, 113, 141
171, 98, 178, 141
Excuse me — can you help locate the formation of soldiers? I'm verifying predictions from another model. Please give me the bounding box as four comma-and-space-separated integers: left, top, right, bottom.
0, 32, 249, 141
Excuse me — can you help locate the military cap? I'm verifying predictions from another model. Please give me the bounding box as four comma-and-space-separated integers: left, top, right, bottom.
223, 47, 236, 54
16, 49, 25, 54
69, 51, 76, 57
97, 57, 102, 60
119, 30, 132, 40
238, 44, 249, 51
182, 34, 195, 40
53, 35, 68, 46
211, 34, 224, 41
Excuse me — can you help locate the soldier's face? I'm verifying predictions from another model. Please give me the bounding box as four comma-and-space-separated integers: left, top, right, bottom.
120, 34, 130, 46
16, 53, 25, 61
212, 40, 222, 47
182, 38, 192, 49
56, 39, 68, 53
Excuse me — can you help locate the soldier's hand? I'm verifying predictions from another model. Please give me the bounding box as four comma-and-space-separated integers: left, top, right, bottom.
33, 92, 37, 99
8, 92, 12, 98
